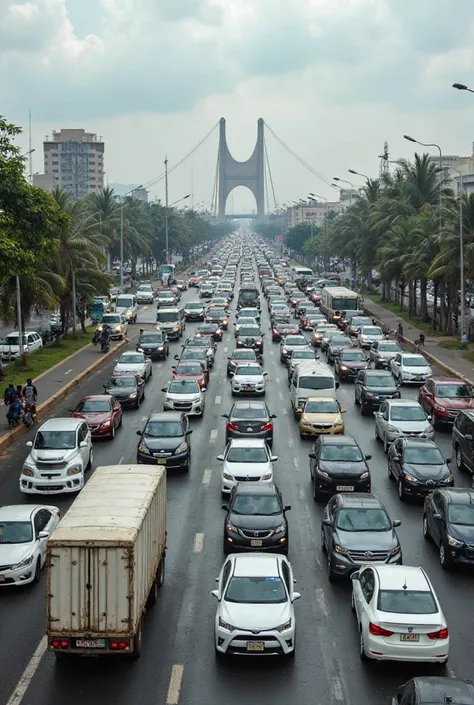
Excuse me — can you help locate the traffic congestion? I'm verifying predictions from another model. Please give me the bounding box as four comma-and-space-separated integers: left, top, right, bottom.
1, 231, 474, 705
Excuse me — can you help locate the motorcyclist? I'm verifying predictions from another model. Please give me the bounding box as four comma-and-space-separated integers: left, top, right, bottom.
100, 325, 111, 350
3, 383, 15, 406
7, 394, 22, 424
396, 322, 404, 344
22, 378, 38, 417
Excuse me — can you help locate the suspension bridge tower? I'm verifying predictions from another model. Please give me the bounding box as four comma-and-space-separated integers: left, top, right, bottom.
217, 118, 265, 221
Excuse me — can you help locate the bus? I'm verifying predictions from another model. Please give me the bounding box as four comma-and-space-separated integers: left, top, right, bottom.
320, 287, 361, 324
157, 263, 175, 284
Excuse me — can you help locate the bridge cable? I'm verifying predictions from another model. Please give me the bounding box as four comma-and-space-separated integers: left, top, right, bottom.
264, 121, 334, 189
264, 135, 278, 211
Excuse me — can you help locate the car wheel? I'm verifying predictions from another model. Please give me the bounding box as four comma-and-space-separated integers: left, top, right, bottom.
142, 390, 146, 401
440, 542, 451, 570
149, 366, 153, 378
359, 631, 368, 661
360, 403, 366, 416
320, 527, 327, 553
87, 449, 93, 470
398, 478, 405, 502
387, 460, 392, 478
223, 538, 230, 555
33, 558, 41, 583
374, 423, 379, 440
422, 515, 431, 541
383, 435, 388, 454
327, 554, 337, 582
110, 424, 115, 440
351, 590, 356, 612
455, 445, 465, 471
118, 414, 123, 428
354, 392, 359, 406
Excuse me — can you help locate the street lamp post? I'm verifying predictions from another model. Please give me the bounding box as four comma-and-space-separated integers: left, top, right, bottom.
403, 135, 442, 229
450, 167, 465, 338
348, 169, 369, 180
120, 184, 143, 290
333, 177, 355, 206
164, 193, 191, 271
453, 83, 474, 94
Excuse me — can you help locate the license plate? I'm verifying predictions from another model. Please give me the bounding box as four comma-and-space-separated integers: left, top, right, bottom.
75, 639, 106, 648
251, 540, 263, 547
400, 634, 419, 642
244, 386, 253, 391
336, 485, 354, 492
414, 375, 422, 380
0, 575, 5, 582
156, 459, 167, 465
247, 641, 264, 652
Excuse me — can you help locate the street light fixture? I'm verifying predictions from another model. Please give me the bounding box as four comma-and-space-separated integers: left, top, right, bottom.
348, 169, 369, 179
120, 184, 143, 290
453, 83, 474, 94
403, 134, 442, 228
333, 177, 355, 206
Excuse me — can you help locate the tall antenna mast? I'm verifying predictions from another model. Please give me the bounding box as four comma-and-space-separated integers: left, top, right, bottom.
28, 109, 33, 182
379, 141, 389, 176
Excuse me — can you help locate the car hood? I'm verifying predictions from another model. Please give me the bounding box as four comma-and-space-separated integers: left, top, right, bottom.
404, 462, 451, 480
390, 420, 430, 431
106, 385, 135, 397
174, 373, 204, 383
230, 513, 284, 530
447, 523, 474, 543
185, 307, 204, 313
367, 385, 398, 394
434, 396, 474, 410
139, 342, 163, 349
376, 350, 398, 359
29, 447, 78, 463
0, 544, 32, 566
141, 436, 185, 451
360, 334, 384, 341
334, 529, 398, 551
282, 344, 306, 351
301, 412, 341, 424
114, 362, 144, 374
401, 365, 431, 375
221, 602, 290, 631
234, 375, 264, 385
166, 392, 201, 401
320, 461, 368, 475
224, 462, 271, 477
71, 411, 111, 424
340, 361, 368, 370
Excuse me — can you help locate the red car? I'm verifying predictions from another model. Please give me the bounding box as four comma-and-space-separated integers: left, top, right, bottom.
172, 361, 209, 388
310, 289, 322, 305
70, 394, 122, 439
272, 322, 300, 342
418, 377, 474, 426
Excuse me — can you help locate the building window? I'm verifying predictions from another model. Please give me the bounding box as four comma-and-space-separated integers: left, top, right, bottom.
52, 161, 58, 165
52, 169, 59, 173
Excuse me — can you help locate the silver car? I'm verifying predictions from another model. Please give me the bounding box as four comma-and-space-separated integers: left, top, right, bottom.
370, 340, 402, 369
375, 399, 434, 453
217, 438, 277, 494
231, 363, 267, 396
357, 325, 385, 349
113, 351, 152, 381
161, 379, 205, 416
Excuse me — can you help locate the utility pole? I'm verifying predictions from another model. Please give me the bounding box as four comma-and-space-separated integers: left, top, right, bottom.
28, 109, 33, 183
379, 141, 389, 177
165, 157, 169, 264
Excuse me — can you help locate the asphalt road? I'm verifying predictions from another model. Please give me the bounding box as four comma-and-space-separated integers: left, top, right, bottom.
0, 284, 472, 705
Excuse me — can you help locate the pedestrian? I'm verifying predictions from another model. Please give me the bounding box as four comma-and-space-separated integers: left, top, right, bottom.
3, 383, 15, 405
461, 332, 468, 350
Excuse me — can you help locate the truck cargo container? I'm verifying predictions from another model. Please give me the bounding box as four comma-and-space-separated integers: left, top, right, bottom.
46, 465, 166, 659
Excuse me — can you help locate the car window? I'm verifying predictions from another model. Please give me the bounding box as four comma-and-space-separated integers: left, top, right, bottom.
366, 375, 395, 387
360, 569, 375, 602
232, 405, 267, 419
281, 562, 291, 593
0, 521, 33, 544
336, 508, 391, 531
404, 446, 443, 465
319, 444, 363, 462
75, 399, 111, 413
232, 493, 281, 515
35, 430, 77, 450
144, 421, 184, 438
390, 406, 426, 422
377, 590, 437, 614
225, 576, 287, 604
226, 446, 268, 463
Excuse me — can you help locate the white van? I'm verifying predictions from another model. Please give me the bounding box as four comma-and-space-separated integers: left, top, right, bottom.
289, 361, 338, 417
115, 293, 138, 323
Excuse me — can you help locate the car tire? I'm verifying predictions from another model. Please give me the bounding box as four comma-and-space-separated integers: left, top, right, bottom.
360, 403, 366, 416
327, 555, 337, 582
354, 392, 359, 406
149, 367, 153, 378
383, 436, 389, 454
118, 414, 123, 428
33, 558, 41, 583
375, 423, 379, 440
320, 527, 327, 553
398, 478, 405, 502
455, 444, 466, 471
440, 542, 452, 571
387, 460, 392, 478
422, 515, 431, 541
359, 631, 368, 661
87, 449, 93, 470
351, 591, 356, 612
110, 424, 115, 440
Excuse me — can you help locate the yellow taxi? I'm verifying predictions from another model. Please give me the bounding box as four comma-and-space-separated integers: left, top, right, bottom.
311, 323, 337, 347
298, 397, 346, 438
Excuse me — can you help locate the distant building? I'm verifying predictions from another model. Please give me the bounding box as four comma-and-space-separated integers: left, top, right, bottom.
32, 172, 55, 192
43, 129, 104, 199
131, 187, 149, 204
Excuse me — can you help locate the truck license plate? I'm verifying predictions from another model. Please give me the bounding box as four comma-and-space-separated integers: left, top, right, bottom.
251, 540, 263, 547
75, 639, 106, 648
247, 641, 264, 652
336, 486, 354, 491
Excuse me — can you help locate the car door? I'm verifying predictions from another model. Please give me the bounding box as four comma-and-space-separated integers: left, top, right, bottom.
355, 567, 376, 628
355, 371, 364, 402
111, 396, 121, 425
429, 491, 447, 546
309, 438, 320, 479
35, 508, 54, 564
391, 354, 402, 377
389, 438, 404, 480
79, 423, 90, 466
322, 496, 338, 551
419, 379, 434, 414
376, 402, 387, 436
219, 559, 232, 598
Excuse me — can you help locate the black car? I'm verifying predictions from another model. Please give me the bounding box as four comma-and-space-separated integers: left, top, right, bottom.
136, 411, 192, 471
326, 335, 354, 363
237, 287, 260, 310
392, 677, 474, 705
206, 308, 229, 330
174, 348, 210, 371
223, 400, 276, 446
354, 369, 400, 414
222, 482, 290, 554
236, 326, 264, 354
184, 302, 205, 321
321, 493, 402, 582
196, 323, 223, 342
423, 488, 474, 569
103, 373, 145, 409
309, 435, 372, 501
388, 438, 453, 501
136, 329, 169, 360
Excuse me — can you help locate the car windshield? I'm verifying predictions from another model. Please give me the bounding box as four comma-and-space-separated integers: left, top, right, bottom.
0, 521, 33, 544
293, 351, 314, 359
240, 310, 258, 318
140, 334, 163, 344
35, 430, 76, 450
285, 337, 306, 346
239, 327, 260, 337
404, 446, 444, 465
144, 421, 183, 438
75, 400, 110, 412
377, 590, 437, 614
341, 351, 366, 361
366, 375, 395, 387
336, 508, 391, 531
232, 351, 256, 360
119, 354, 143, 364
209, 309, 226, 316
199, 326, 215, 333
102, 315, 121, 324
352, 318, 371, 327
378, 343, 401, 353
232, 494, 281, 515
305, 400, 339, 414
448, 504, 474, 525
299, 376, 334, 390
187, 339, 207, 347
109, 377, 135, 388
235, 366, 261, 376
361, 327, 382, 336
436, 384, 474, 398
403, 356, 427, 367
225, 576, 287, 604
390, 406, 426, 421
232, 405, 266, 419
329, 337, 349, 346
157, 312, 178, 322
116, 297, 134, 308
138, 287, 153, 293
159, 292, 174, 299
319, 444, 364, 462
169, 381, 200, 394
226, 446, 268, 463
186, 303, 202, 309
238, 318, 257, 326
182, 351, 205, 360
176, 365, 202, 375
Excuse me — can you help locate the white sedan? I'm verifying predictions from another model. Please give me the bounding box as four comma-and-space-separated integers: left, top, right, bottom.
212, 553, 300, 657
113, 351, 152, 381
390, 353, 432, 385
351, 564, 449, 664
217, 438, 277, 495
234, 317, 259, 337
0, 504, 60, 586
231, 363, 267, 396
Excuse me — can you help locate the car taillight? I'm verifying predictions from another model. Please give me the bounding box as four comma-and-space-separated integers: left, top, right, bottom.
227, 423, 239, 431
427, 628, 448, 640
369, 622, 393, 637
261, 422, 273, 431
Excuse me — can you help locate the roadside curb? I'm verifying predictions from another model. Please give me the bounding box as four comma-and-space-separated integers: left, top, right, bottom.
0, 339, 127, 452
364, 305, 474, 386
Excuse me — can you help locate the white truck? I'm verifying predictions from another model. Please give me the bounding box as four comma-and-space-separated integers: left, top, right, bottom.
46, 465, 166, 659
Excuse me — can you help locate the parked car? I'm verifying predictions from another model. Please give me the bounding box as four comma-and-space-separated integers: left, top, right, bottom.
0, 330, 43, 362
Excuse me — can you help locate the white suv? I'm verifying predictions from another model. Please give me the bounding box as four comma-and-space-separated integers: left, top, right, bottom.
20, 418, 93, 495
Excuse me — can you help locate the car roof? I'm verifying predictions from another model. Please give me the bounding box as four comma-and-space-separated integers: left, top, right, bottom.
147, 411, 183, 422
365, 369, 393, 375
442, 488, 474, 505
401, 353, 426, 360
338, 493, 384, 509
433, 377, 467, 385
232, 553, 282, 577
231, 348, 256, 355
387, 399, 421, 406
0, 505, 39, 521
228, 438, 266, 448
80, 395, 112, 402
321, 434, 358, 445
373, 565, 430, 591
401, 438, 437, 448
235, 482, 278, 495
38, 417, 84, 430
232, 400, 266, 410
414, 677, 474, 703
306, 396, 338, 403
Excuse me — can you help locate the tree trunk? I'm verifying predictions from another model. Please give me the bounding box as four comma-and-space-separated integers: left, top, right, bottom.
420, 276, 429, 322
439, 281, 446, 333
408, 281, 413, 317
432, 281, 438, 332
445, 282, 454, 336
399, 283, 405, 311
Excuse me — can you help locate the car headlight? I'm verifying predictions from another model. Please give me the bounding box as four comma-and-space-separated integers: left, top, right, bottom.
226, 522, 239, 534
219, 618, 236, 632
172, 326, 180, 332
447, 534, 463, 547
12, 555, 34, 570
67, 465, 82, 476
442, 475, 454, 484
138, 443, 150, 454
276, 618, 292, 632
360, 471, 370, 480
339, 365, 348, 371
223, 471, 234, 481
333, 420, 344, 427
157, 346, 164, 351
334, 544, 348, 554
423, 426, 433, 433
282, 348, 288, 354
115, 326, 121, 332
101, 420, 111, 428
317, 469, 329, 478
274, 522, 286, 535
261, 472, 273, 481
365, 392, 374, 398
22, 467, 34, 477
174, 442, 188, 455
403, 473, 419, 483
125, 311, 133, 318
390, 545, 401, 555
129, 393, 137, 399
386, 425, 398, 433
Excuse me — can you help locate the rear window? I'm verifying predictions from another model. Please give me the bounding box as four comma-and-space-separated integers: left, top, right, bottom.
299, 376, 335, 391
377, 590, 437, 614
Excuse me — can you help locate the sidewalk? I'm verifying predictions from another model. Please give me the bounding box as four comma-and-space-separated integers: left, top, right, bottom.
364, 296, 474, 384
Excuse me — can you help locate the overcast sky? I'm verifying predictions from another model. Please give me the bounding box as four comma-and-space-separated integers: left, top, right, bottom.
2, 0, 474, 212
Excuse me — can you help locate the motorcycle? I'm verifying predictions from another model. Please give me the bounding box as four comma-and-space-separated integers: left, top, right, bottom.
100, 337, 110, 353
23, 403, 34, 429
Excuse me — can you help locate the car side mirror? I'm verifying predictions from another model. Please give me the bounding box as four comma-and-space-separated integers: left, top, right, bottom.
136, 430, 143, 436
284, 505, 291, 511
365, 454, 372, 460
174, 354, 179, 360
161, 388, 167, 393
222, 504, 229, 511
351, 571, 360, 581
393, 520, 401, 527
322, 518, 331, 526
270, 414, 277, 419
466, 434, 473, 442
427, 415, 432, 422
392, 454, 401, 462
292, 591, 301, 602
186, 429, 193, 436
433, 512, 443, 521
221, 414, 229, 418
210, 590, 220, 600
341, 408, 347, 413
80, 441, 88, 448
308, 452, 316, 459
270, 455, 278, 462
335, 382, 340, 389
217, 454, 224, 461
201, 387, 207, 392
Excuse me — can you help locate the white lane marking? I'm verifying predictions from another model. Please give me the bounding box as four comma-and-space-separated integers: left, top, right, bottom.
279, 391, 284, 401
119, 456, 124, 464
6, 635, 47, 705
64, 369, 73, 375
315, 587, 330, 618
275, 377, 280, 384
193, 533, 204, 553
166, 664, 184, 705
210, 429, 218, 441
293, 458, 299, 469
202, 469, 212, 485
282, 408, 288, 415
269, 350, 274, 356
330, 676, 345, 702
143, 306, 148, 311
215, 396, 221, 405
288, 437, 295, 449
223, 346, 228, 352
449, 667, 458, 679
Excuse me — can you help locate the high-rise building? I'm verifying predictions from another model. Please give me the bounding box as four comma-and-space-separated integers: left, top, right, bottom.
43, 129, 104, 199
